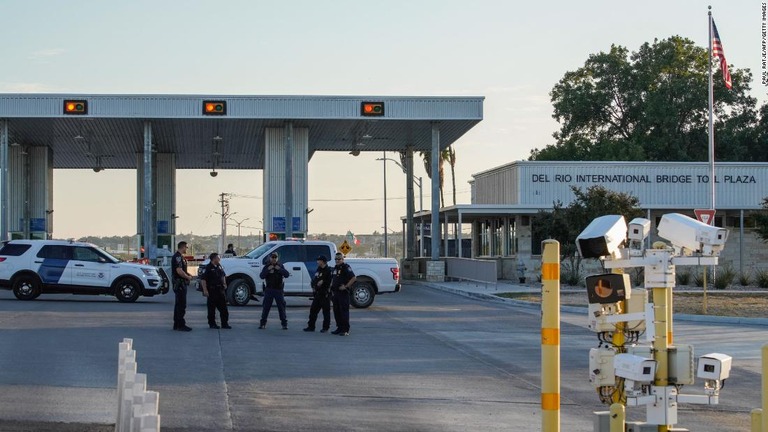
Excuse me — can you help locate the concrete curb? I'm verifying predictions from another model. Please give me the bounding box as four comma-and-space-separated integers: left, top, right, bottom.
414, 281, 768, 327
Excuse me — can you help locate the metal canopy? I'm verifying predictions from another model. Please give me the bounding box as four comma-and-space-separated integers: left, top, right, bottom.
0, 94, 484, 169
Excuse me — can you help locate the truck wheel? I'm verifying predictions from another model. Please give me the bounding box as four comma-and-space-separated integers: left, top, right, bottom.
13, 274, 41, 300
227, 278, 251, 306
351, 282, 375, 308
114, 279, 141, 303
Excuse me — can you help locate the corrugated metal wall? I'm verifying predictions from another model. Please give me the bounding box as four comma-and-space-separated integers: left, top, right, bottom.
8, 146, 25, 232
472, 161, 768, 210
264, 127, 309, 233
155, 153, 176, 234
7, 146, 52, 237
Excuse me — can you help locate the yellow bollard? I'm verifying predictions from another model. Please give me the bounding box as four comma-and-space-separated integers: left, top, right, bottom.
752, 408, 763, 432
653, 287, 670, 432
541, 240, 560, 432
610, 403, 625, 432
763, 345, 768, 432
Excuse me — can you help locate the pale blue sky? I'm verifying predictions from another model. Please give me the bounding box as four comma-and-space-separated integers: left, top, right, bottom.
1, 0, 762, 238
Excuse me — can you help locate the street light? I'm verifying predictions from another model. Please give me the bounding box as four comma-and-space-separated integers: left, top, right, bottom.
228, 216, 250, 252
376, 154, 424, 257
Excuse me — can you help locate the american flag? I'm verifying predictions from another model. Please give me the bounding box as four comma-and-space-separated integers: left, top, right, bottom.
712, 20, 732, 90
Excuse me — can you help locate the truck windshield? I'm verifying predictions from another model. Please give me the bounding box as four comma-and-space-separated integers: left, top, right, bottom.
243, 243, 276, 259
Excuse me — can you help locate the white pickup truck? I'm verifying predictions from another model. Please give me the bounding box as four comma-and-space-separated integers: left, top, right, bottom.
199, 240, 401, 308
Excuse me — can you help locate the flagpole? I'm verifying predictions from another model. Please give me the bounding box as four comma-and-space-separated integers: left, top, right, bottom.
708, 6, 715, 211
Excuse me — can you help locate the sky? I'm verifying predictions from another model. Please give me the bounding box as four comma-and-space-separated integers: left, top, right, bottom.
1, 0, 765, 239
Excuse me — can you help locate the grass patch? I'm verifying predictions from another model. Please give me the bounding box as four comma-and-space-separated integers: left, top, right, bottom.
497, 291, 768, 318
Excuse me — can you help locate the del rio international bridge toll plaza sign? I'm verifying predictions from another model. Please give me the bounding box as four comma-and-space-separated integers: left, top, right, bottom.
471, 161, 768, 210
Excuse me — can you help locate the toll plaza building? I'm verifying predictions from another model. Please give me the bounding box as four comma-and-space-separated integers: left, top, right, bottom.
410, 161, 768, 282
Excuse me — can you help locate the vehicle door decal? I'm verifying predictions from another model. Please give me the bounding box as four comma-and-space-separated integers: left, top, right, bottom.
38, 258, 69, 284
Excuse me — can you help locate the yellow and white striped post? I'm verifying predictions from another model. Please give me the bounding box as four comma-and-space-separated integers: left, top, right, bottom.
763, 344, 768, 432
752, 409, 762, 432
610, 403, 625, 432
541, 240, 560, 432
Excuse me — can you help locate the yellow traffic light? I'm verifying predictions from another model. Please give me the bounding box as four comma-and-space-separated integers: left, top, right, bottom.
63, 100, 88, 115
361, 102, 384, 117
203, 101, 226, 115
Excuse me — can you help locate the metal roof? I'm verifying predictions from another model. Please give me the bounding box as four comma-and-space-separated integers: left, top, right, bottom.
0, 94, 484, 169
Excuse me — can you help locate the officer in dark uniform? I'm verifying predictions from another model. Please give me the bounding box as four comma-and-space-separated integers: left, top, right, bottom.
330, 252, 356, 336
172, 241, 194, 331
259, 252, 290, 330
201, 252, 231, 329
224, 243, 237, 256
303, 255, 333, 332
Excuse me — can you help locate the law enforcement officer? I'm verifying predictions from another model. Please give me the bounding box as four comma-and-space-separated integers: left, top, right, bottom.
303, 255, 333, 332
330, 252, 356, 336
201, 252, 231, 329
259, 252, 290, 330
172, 241, 194, 331
224, 243, 237, 256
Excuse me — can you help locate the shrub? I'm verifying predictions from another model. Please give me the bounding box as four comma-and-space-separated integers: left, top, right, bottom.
691, 267, 710, 287
561, 261, 583, 287
738, 271, 751, 287
755, 268, 768, 289
713, 265, 736, 290
676, 269, 691, 286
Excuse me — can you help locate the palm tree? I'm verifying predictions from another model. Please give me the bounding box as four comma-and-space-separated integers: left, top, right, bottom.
444, 146, 457, 205
419, 150, 445, 207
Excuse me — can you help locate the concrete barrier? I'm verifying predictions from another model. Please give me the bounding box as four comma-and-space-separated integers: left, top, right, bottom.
116, 338, 160, 432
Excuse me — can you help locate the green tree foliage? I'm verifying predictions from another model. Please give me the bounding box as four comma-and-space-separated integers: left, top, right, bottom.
530, 36, 760, 162
533, 185, 644, 258
753, 197, 768, 243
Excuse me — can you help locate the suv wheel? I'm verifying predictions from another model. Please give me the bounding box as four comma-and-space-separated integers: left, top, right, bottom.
12, 275, 41, 300
226, 278, 251, 306
351, 281, 375, 309
114, 279, 141, 303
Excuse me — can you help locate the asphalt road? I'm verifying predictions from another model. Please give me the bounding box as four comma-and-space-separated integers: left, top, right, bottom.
0, 284, 763, 431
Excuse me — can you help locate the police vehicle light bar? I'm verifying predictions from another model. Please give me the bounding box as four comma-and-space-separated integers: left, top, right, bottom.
63, 100, 88, 115
203, 101, 227, 115
361, 102, 384, 117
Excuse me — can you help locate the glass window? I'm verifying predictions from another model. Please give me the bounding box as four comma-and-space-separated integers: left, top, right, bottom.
268, 245, 303, 264
305, 245, 333, 262
37, 245, 72, 260
0, 243, 32, 256
72, 247, 105, 262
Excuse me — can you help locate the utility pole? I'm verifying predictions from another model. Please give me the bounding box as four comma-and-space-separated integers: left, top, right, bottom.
218, 193, 231, 254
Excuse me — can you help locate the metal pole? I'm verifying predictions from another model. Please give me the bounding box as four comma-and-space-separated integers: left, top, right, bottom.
143, 122, 154, 261
430, 124, 440, 261
419, 177, 424, 258
610, 403, 625, 432
541, 239, 560, 432
763, 344, 768, 432
383, 151, 388, 257
0, 121, 7, 241
740, 210, 745, 276
708, 7, 715, 211
285, 122, 294, 239
405, 146, 415, 261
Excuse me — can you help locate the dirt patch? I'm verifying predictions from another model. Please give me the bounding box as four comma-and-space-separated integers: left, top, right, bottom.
499, 291, 768, 318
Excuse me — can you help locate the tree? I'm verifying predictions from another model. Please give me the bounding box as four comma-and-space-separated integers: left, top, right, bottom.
444, 146, 457, 205
419, 150, 446, 207
532, 185, 644, 284
530, 36, 759, 162
753, 197, 768, 243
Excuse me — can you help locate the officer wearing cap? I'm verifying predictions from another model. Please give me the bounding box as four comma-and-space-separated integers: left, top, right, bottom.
330, 252, 356, 336
303, 255, 333, 332
172, 241, 194, 331
201, 252, 231, 329
259, 252, 290, 330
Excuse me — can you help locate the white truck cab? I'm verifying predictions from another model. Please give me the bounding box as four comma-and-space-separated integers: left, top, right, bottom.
199, 240, 401, 308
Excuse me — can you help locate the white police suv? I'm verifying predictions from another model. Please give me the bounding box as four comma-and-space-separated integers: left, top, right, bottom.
0, 240, 169, 302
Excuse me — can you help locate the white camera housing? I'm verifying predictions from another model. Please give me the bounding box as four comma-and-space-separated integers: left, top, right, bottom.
657, 213, 728, 256
697, 353, 732, 381
576, 215, 627, 259
614, 353, 656, 383
628, 218, 651, 242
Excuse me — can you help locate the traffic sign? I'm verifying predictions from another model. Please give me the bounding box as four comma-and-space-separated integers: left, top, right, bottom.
339, 240, 352, 255
694, 209, 716, 226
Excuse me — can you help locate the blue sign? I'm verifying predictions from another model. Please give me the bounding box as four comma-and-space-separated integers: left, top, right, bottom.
272, 217, 301, 232
30, 218, 46, 232
157, 220, 169, 234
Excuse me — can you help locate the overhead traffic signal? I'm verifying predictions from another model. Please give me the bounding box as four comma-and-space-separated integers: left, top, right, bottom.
63, 100, 88, 115
203, 101, 227, 115
361, 101, 384, 117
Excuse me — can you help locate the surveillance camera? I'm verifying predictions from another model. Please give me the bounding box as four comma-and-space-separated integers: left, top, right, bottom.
614, 353, 656, 384
576, 215, 627, 259
697, 353, 732, 381
210, 171, 218, 177
628, 218, 651, 242
657, 213, 729, 256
